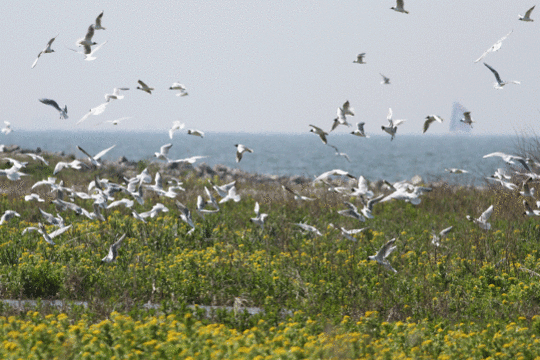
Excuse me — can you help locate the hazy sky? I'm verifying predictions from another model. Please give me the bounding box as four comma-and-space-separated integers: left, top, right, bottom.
2, 1, 539, 134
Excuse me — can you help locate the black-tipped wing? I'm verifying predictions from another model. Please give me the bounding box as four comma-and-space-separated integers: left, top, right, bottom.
39, 98, 62, 112
483, 63, 502, 83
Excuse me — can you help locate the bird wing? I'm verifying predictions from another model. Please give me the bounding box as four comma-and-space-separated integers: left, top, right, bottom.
387, 108, 393, 121
367, 194, 385, 211
96, 11, 104, 26
32, 52, 43, 68
483, 63, 502, 83
480, 205, 494, 222
439, 226, 453, 237
525, 5, 535, 17
49, 224, 72, 239
378, 238, 397, 259
396, 0, 405, 8
483, 151, 508, 160
423, 117, 434, 133
254, 202, 260, 216
160, 143, 173, 155
93, 144, 116, 160
76, 145, 94, 160
111, 233, 126, 250
84, 24, 95, 41
138, 80, 149, 88
39, 98, 62, 112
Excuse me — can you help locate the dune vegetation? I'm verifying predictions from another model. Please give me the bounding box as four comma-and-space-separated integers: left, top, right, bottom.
0, 150, 539, 359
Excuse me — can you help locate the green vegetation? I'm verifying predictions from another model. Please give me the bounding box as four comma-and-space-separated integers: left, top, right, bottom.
0, 151, 539, 358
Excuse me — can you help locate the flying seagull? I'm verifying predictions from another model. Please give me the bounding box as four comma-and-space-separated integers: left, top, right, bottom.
102, 234, 127, 263
22, 223, 72, 246
77, 144, 116, 167
137, 80, 154, 94
187, 129, 204, 138
105, 88, 129, 102
380, 73, 391, 84
32, 34, 58, 69
368, 238, 398, 273
76, 24, 97, 49
519, 6, 535, 22
391, 0, 408, 14
483, 62, 520, 89
445, 168, 468, 174
39, 98, 68, 119
309, 124, 328, 144
423, 115, 444, 134
1, 121, 12, 135
169, 121, 185, 139
474, 30, 513, 63
431, 226, 453, 247
460, 111, 474, 128
351, 122, 369, 138
235, 144, 253, 163
381, 108, 406, 140
95, 11, 106, 30
0, 210, 20, 225
77, 102, 108, 125
353, 53, 366, 64
169, 83, 188, 96
68, 40, 107, 61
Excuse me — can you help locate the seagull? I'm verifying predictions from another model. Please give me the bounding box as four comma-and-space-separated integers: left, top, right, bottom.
176, 200, 195, 233
295, 222, 322, 237
76, 24, 97, 49
25, 194, 45, 202
140, 203, 169, 219
39, 98, 68, 119
483, 62, 520, 89
350, 176, 374, 198
154, 143, 173, 161
22, 153, 49, 165
466, 205, 493, 230
235, 144, 253, 163
520, 177, 535, 197
22, 223, 72, 246
137, 80, 154, 94
39, 208, 65, 227
32, 34, 58, 69
99, 117, 131, 126
391, 0, 409, 14
282, 185, 315, 201
483, 152, 531, 172
1, 121, 12, 135
486, 176, 517, 190
423, 115, 444, 134
330, 107, 351, 132
382, 108, 406, 141
187, 129, 204, 138
95, 11, 106, 30
250, 202, 268, 229
0, 210, 20, 225
219, 186, 241, 204
77, 144, 116, 167
519, 6, 535, 21
360, 194, 384, 219
53, 160, 88, 175
105, 88, 129, 102
102, 234, 127, 263
380, 73, 391, 84
4, 158, 27, 169
309, 125, 328, 144
523, 200, 540, 216
368, 238, 398, 273
169, 83, 188, 96
445, 168, 469, 174
431, 226, 453, 247
460, 111, 474, 128
328, 144, 350, 162
474, 30, 513, 63
353, 53, 366, 64
77, 102, 109, 125
106, 198, 134, 209
0, 166, 27, 181
329, 224, 367, 241
168, 155, 208, 165
68, 40, 107, 61
313, 169, 355, 183
338, 201, 366, 222
351, 122, 369, 138
169, 121, 185, 139
209, 180, 237, 198
341, 100, 355, 116
131, 210, 147, 223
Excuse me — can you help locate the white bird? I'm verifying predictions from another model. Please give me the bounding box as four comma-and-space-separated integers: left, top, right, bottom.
0, 210, 20, 225
380, 73, 391, 84
107, 198, 134, 209
169, 121, 185, 139
22, 223, 72, 245
39, 208, 65, 227
474, 30, 513, 63
466, 205, 494, 230
3, 158, 27, 170
1, 121, 12, 135
431, 226, 453, 247
105, 88, 129, 102
353, 53, 366, 64
391, 0, 409, 14
368, 238, 398, 273
483, 62, 520, 89
360, 194, 384, 219
168, 155, 209, 165
187, 129, 204, 138
137, 80, 154, 94
39, 98, 68, 119
25, 193, 45, 202
483, 152, 531, 172
102, 234, 127, 263
423, 115, 444, 134
309, 125, 328, 144
76, 24, 97, 49
350, 176, 374, 198
68, 40, 107, 61
77, 144, 116, 167
169, 83, 188, 96
295, 223, 322, 237
460, 111, 474, 128
209, 180, 237, 198
219, 186, 241, 204
32, 34, 58, 69
282, 185, 315, 201
53, 160, 88, 175
140, 203, 169, 219
519, 6, 535, 21
445, 168, 469, 174
381, 108, 406, 141
330, 107, 351, 132
176, 200, 195, 232
341, 100, 355, 116
131, 210, 147, 223
77, 102, 109, 125
314, 169, 355, 183
329, 224, 367, 241
154, 143, 173, 161
99, 117, 131, 126
22, 153, 49, 165
250, 202, 268, 229
235, 144, 253, 163
486, 176, 517, 190
95, 11, 106, 30
520, 177, 535, 197
351, 122, 369, 138
523, 201, 540, 216
338, 201, 366, 222
0, 166, 27, 181
327, 144, 350, 162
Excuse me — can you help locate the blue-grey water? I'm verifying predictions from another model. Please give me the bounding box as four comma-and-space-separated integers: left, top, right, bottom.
3, 131, 520, 185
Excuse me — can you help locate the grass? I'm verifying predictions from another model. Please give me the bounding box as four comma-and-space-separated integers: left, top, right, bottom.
1, 150, 540, 358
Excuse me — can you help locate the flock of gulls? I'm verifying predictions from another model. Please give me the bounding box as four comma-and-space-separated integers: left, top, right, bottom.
2, 3, 538, 272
